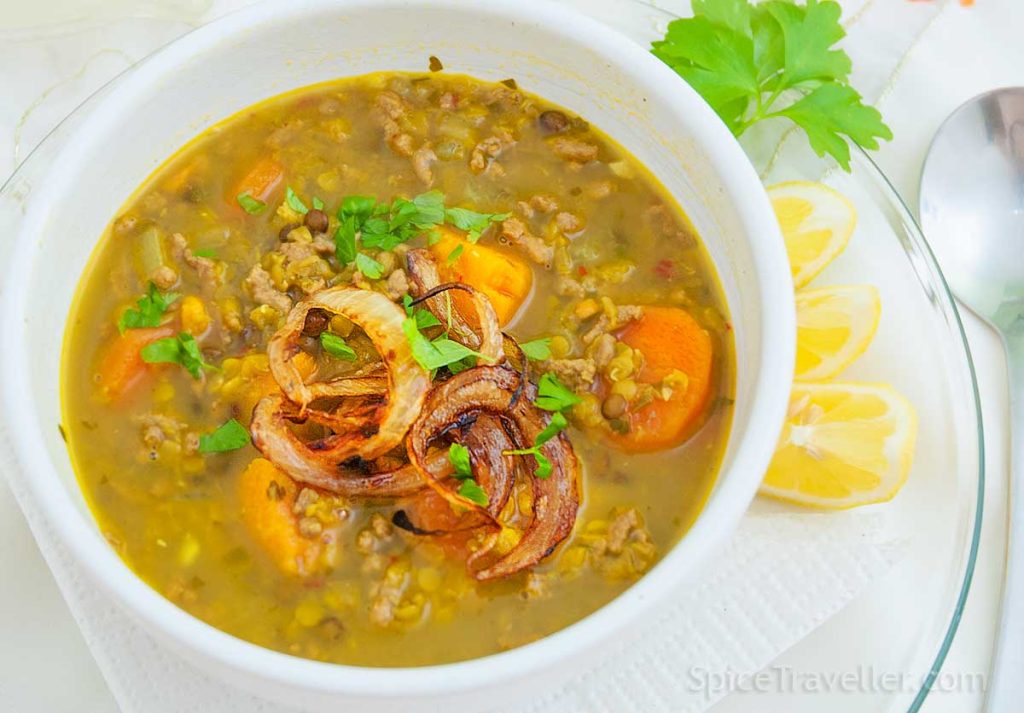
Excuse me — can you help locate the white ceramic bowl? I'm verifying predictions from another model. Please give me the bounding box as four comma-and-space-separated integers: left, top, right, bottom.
0, 0, 794, 710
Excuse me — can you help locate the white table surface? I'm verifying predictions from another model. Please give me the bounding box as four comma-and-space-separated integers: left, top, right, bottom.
0, 1, 1016, 712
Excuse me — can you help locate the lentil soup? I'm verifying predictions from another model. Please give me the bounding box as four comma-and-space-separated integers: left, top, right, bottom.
62, 71, 734, 666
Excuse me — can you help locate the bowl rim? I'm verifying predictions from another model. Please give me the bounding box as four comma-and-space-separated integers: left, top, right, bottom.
0, 0, 795, 697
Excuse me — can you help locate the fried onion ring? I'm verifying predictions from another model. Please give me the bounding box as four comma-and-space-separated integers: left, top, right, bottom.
406, 365, 580, 580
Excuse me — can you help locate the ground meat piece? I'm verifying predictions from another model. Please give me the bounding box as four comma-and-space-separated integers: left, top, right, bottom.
439, 91, 459, 111
499, 217, 553, 265
385, 268, 409, 300
305, 234, 335, 255
298, 517, 323, 539
373, 91, 416, 157
135, 413, 187, 451
522, 572, 551, 600
183, 431, 200, 455
481, 85, 522, 112
606, 507, 641, 554
374, 90, 408, 121
150, 265, 178, 290
647, 203, 698, 248
469, 131, 515, 175
369, 565, 409, 628
170, 233, 219, 288
538, 110, 570, 134
278, 241, 317, 264
542, 358, 596, 389
515, 200, 534, 219
556, 275, 586, 298
370, 513, 393, 538
548, 136, 599, 163
555, 211, 583, 234
265, 119, 305, 150
244, 264, 291, 313
530, 194, 559, 213
581, 305, 643, 345
387, 128, 414, 157
586, 180, 615, 199
412, 146, 436, 185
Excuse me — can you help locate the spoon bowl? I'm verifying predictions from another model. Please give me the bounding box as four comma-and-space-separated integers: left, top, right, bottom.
921, 87, 1024, 331
921, 86, 1024, 712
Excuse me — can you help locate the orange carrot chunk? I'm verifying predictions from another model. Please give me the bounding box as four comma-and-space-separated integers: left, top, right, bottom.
231, 157, 284, 206
96, 325, 175, 401
429, 227, 533, 326
237, 458, 320, 576
607, 306, 714, 453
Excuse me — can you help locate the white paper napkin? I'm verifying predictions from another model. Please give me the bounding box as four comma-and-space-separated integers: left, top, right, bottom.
0, 0, 954, 711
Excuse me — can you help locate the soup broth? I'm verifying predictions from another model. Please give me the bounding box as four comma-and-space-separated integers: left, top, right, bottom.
62, 71, 733, 665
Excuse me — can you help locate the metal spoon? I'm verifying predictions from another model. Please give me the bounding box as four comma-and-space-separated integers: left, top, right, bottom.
921, 87, 1024, 712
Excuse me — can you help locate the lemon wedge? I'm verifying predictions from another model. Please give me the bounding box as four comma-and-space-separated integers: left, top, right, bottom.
760, 382, 917, 509
795, 285, 881, 381
769, 181, 857, 288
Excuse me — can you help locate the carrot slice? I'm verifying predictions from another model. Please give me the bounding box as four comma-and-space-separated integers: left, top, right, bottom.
237, 458, 320, 576
96, 325, 174, 401
429, 227, 533, 326
231, 157, 284, 206
607, 306, 714, 453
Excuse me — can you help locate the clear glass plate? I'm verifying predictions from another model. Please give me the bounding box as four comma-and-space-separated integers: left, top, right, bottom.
0, 3, 983, 712
557, 1, 984, 711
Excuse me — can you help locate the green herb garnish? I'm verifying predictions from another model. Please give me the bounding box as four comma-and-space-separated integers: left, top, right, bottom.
651, 0, 891, 170
285, 186, 309, 214
355, 252, 385, 279
503, 411, 569, 479
312, 196, 325, 211
140, 332, 213, 380
534, 373, 582, 412
236, 191, 267, 214
447, 442, 489, 505
444, 207, 509, 243
402, 316, 485, 371
192, 248, 217, 259
457, 479, 489, 507
519, 338, 552, 361
449, 442, 472, 478
117, 282, 179, 334
198, 418, 250, 454
320, 333, 357, 361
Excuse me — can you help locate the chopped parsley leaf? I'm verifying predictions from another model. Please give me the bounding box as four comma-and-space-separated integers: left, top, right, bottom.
519, 338, 552, 361
320, 333, 357, 361
198, 418, 250, 453
140, 332, 213, 380
236, 191, 267, 214
117, 282, 179, 334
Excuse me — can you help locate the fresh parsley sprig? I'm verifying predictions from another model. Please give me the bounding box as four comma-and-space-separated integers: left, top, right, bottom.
448, 442, 489, 506
651, 0, 891, 170
117, 282, 179, 334
198, 418, 250, 454
320, 332, 357, 361
333, 191, 508, 270
140, 333, 214, 380
519, 338, 552, 361
502, 373, 580, 479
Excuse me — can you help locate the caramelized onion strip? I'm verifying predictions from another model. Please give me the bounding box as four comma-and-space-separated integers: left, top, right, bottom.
406, 249, 504, 363
406, 365, 580, 579
264, 288, 431, 461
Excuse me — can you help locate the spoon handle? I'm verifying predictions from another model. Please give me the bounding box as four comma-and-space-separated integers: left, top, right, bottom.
986, 336, 1024, 712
